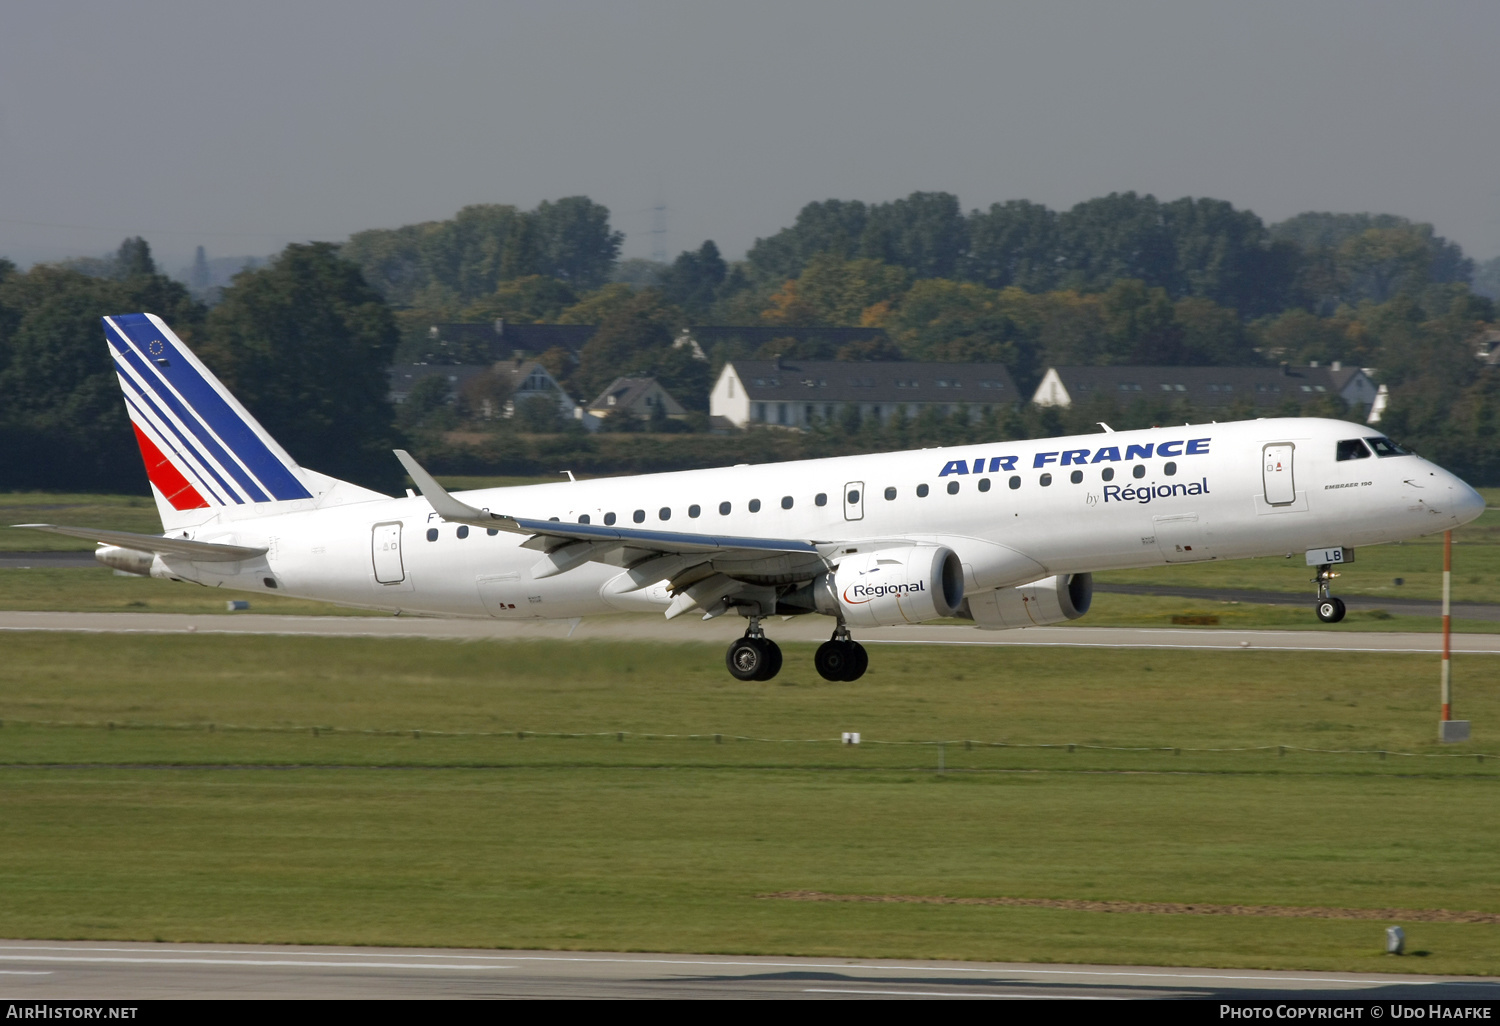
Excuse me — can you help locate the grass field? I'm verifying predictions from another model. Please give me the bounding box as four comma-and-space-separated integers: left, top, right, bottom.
0, 634, 1496, 973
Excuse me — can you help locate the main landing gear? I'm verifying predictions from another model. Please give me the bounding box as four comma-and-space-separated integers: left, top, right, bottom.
725, 619, 783, 681
724, 619, 868, 682
1313, 564, 1346, 623
814, 624, 868, 682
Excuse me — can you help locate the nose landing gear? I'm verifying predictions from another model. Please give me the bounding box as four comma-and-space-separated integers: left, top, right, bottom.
1313, 564, 1346, 623
814, 624, 868, 682
725, 618, 783, 681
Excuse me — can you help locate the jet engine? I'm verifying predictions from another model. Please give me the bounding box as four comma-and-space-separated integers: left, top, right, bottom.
959, 573, 1092, 629
797, 544, 965, 627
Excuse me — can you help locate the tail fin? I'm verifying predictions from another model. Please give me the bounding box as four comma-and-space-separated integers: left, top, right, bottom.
104, 313, 380, 532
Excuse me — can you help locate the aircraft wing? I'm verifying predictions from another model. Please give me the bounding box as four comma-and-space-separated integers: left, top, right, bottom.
14, 524, 268, 562
395, 451, 831, 610
395, 449, 823, 557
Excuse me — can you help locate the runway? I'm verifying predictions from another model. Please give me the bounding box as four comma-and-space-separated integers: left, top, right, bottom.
0, 941, 1495, 1000
0, 609, 1497, 654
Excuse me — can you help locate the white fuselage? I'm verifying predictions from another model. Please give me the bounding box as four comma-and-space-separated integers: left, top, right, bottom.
147, 417, 1485, 622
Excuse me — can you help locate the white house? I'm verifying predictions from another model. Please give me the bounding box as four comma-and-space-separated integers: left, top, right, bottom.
586, 377, 687, 422
710, 359, 1019, 429
1031, 363, 1383, 423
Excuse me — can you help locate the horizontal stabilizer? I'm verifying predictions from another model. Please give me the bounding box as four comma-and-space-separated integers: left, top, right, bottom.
14, 524, 268, 562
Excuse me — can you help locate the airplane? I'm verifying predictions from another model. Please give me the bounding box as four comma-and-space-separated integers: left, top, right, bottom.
18, 313, 1488, 682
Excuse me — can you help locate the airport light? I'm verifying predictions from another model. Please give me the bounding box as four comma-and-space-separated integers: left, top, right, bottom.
1386, 925, 1405, 955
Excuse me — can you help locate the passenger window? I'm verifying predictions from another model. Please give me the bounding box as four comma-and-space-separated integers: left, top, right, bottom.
815, 493, 827, 506
1069, 470, 1083, 484
1163, 462, 1176, 477
978, 478, 991, 492
916, 484, 930, 497
426, 528, 438, 542
947, 481, 959, 494
1133, 465, 1146, 479
487, 528, 499, 536
633, 510, 645, 523
884, 487, 896, 500
781, 496, 793, 509
604, 512, 616, 526
579, 515, 590, 525
688, 505, 701, 518
659, 507, 671, 521
719, 501, 731, 515
1101, 467, 1114, 482
1009, 476, 1021, 490
457, 525, 469, 539
1040, 473, 1052, 487
748, 499, 761, 513
1337, 438, 1372, 461
848, 489, 860, 504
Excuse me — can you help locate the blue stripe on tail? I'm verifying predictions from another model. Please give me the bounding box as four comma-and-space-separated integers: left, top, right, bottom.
106, 315, 311, 502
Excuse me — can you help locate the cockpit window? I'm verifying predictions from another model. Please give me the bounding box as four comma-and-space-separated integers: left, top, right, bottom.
1365, 436, 1411, 457
1335, 438, 1372, 461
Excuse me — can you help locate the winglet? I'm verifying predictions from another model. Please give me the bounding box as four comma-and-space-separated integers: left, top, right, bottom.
394, 449, 504, 527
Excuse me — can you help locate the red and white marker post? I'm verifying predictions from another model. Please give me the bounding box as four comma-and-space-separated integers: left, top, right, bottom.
1439, 529, 1471, 743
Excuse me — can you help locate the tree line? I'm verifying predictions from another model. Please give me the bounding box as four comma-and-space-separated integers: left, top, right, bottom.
0, 240, 402, 493
2, 188, 1497, 496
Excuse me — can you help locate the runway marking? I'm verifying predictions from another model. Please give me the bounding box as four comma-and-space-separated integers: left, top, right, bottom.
803, 987, 1116, 999
0, 946, 1486, 988
3, 614, 1499, 657
0, 955, 508, 971
2, 626, 1487, 656
867, 639, 1498, 654
0, 970, 52, 975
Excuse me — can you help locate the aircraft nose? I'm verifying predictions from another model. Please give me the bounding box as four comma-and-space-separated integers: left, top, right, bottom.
1450, 476, 1487, 526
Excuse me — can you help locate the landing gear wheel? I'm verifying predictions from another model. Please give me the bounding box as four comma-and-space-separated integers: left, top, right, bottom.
843, 641, 868, 682
815, 640, 853, 681
726, 637, 768, 681
816, 627, 870, 682
1311, 563, 1346, 625
755, 639, 783, 681
1316, 597, 1346, 623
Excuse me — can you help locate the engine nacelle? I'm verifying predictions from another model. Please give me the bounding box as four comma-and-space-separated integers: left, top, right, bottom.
818, 544, 965, 627
961, 573, 1092, 630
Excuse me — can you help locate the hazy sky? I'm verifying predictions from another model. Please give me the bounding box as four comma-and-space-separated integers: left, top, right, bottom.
3, 1, 1499, 275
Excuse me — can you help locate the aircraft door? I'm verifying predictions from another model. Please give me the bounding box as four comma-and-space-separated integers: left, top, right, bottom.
1262, 443, 1296, 506
843, 481, 864, 521
371, 522, 405, 584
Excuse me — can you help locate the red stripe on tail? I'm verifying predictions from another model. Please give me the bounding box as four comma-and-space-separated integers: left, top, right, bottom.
131, 422, 210, 511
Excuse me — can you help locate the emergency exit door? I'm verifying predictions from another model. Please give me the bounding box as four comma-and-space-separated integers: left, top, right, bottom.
1262, 443, 1296, 506
371, 522, 405, 583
